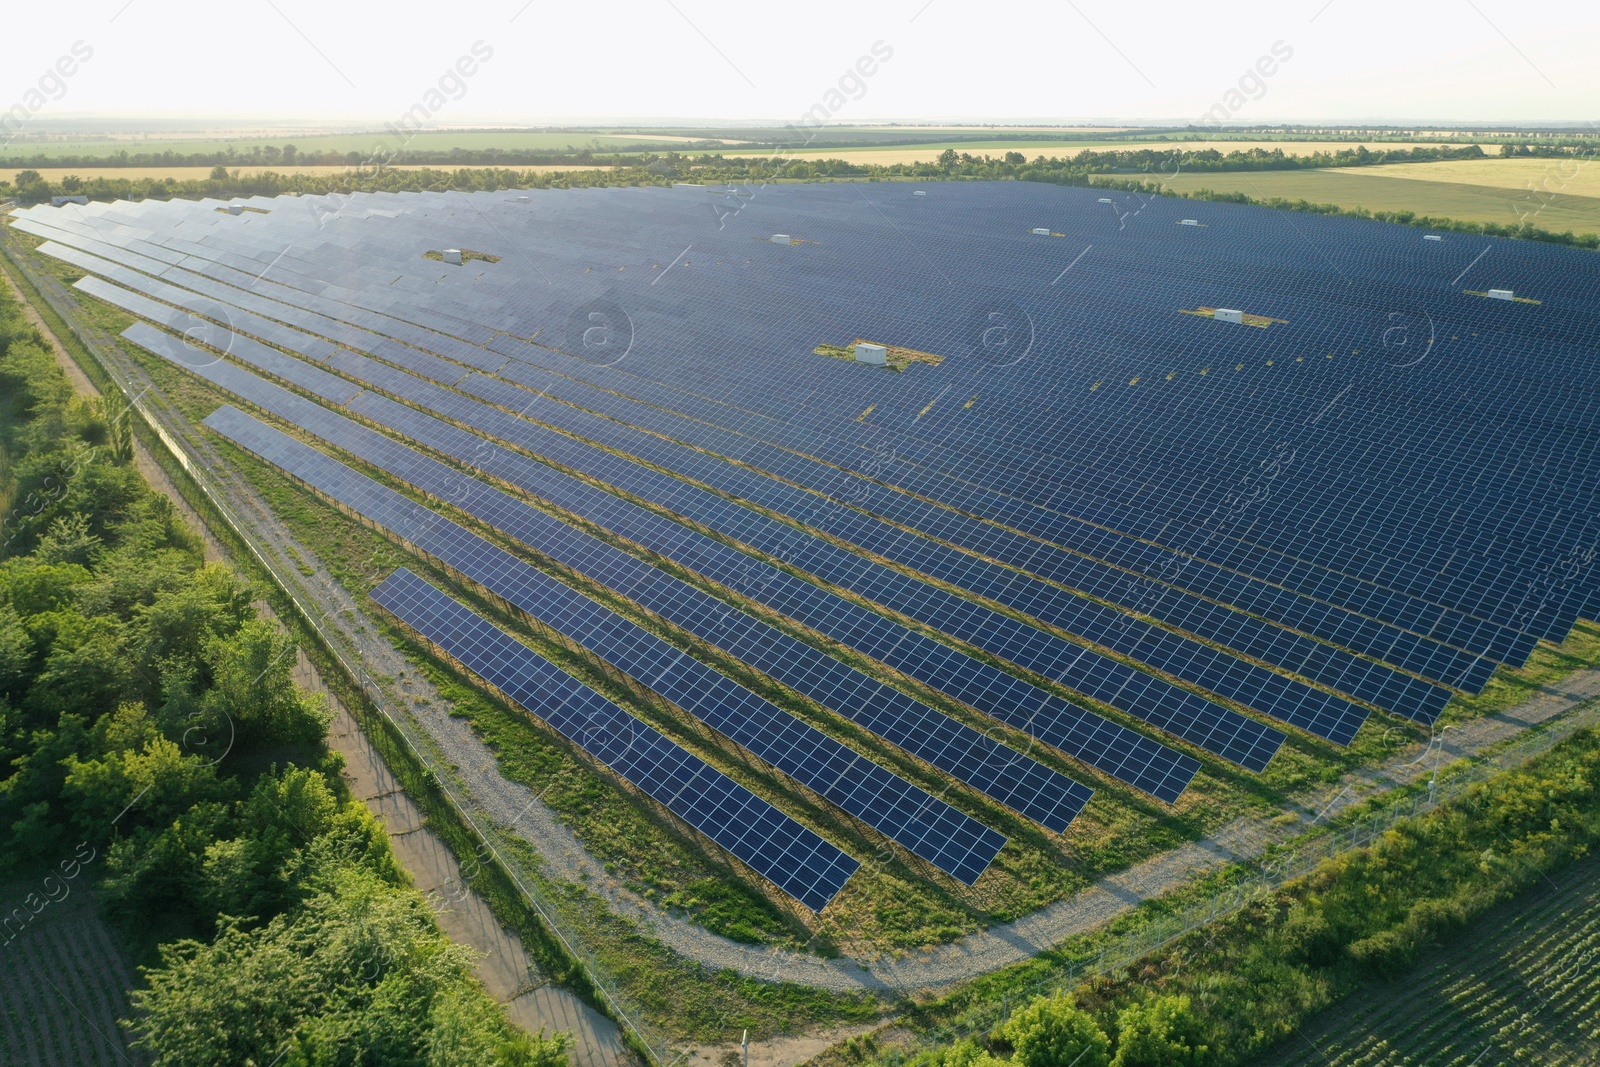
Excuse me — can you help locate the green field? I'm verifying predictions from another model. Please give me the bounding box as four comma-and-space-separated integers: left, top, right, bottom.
1253, 850, 1600, 1066
1153, 166, 1600, 235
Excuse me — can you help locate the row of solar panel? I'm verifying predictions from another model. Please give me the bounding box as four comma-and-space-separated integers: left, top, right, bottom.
108, 279, 1283, 774
370, 565, 859, 912
197, 404, 1012, 885
124, 316, 1203, 799
68, 203, 1542, 681
28, 194, 1587, 758
31, 211, 1465, 726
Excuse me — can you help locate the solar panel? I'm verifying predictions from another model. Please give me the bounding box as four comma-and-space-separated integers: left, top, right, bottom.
474, 353, 1515, 691
58, 209, 1530, 699
124, 321, 1211, 796
203, 404, 1011, 883
56, 207, 1536, 684
324, 353, 1309, 749
41, 183, 1600, 786
368, 566, 858, 912
187, 374, 1103, 828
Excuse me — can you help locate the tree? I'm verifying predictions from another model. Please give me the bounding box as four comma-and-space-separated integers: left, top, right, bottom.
938, 148, 960, 169
128, 864, 568, 1067
995, 994, 1110, 1067
209, 165, 230, 181
1112, 995, 1211, 1067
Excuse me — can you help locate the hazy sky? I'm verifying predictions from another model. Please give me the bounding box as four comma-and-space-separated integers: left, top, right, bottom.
5, 0, 1597, 127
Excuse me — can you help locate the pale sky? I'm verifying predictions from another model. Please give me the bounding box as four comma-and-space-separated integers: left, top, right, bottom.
4, 0, 1597, 128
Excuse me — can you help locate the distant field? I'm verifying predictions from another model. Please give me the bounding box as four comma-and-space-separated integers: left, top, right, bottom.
1254, 851, 1600, 1066
1347, 156, 1600, 197
0, 880, 145, 1066
786, 140, 1470, 165
1153, 165, 1600, 234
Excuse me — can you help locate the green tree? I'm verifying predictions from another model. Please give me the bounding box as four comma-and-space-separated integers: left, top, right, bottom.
1111, 995, 1210, 1067
995, 994, 1110, 1067
128, 864, 569, 1067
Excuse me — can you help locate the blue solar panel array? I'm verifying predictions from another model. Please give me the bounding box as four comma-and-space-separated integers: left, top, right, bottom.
47, 229, 1462, 724
108, 280, 1284, 767
28, 181, 1600, 852
28, 206, 1548, 668
369, 567, 859, 912
131, 322, 1106, 838
120, 317, 1213, 797
202, 403, 1011, 884
65, 229, 1510, 713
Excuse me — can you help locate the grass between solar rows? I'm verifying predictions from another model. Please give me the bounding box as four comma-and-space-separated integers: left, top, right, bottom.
813, 342, 946, 372
422, 249, 503, 265
23, 236, 1600, 1032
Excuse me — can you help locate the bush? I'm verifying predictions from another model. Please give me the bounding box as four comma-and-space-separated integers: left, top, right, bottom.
995, 994, 1110, 1067
1111, 995, 1210, 1067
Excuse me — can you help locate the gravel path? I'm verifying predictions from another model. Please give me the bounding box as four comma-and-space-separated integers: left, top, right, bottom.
10, 233, 1598, 1002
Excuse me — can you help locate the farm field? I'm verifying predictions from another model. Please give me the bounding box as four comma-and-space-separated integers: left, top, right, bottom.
1346, 156, 1600, 196
1253, 850, 1600, 1066
0, 880, 146, 1066
1152, 165, 1600, 233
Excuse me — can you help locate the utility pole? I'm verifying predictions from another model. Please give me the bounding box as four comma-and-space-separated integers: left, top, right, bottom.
742, 1030, 749, 1067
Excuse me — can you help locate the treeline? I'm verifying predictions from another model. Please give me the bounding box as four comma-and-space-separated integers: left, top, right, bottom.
2, 143, 1486, 204
865, 727, 1600, 1067
3, 140, 1484, 199
1499, 141, 1600, 158
0, 129, 1507, 170
0, 279, 566, 1064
